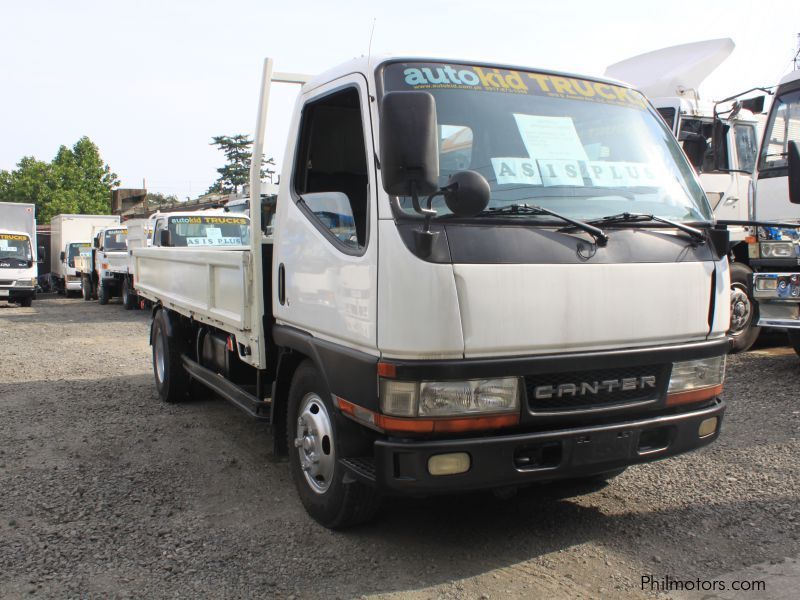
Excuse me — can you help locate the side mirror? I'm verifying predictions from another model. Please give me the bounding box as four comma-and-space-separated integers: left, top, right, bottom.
712, 119, 728, 171
60, 251, 65, 262
159, 229, 172, 247
380, 91, 440, 197
93, 237, 100, 249
443, 171, 491, 217
789, 140, 800, 205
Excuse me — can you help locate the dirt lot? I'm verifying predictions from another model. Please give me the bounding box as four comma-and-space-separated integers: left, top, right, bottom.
1, 295, 799, 599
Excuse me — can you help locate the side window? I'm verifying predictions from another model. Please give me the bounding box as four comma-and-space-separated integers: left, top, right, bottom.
734, 124, 758, 173
153, 219, 166, 247
293, 87, 368, 250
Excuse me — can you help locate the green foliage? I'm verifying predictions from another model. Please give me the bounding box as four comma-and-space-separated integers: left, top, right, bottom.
145, 191, 179, 210
207, 134, 275, 194
0, 136, 119, 223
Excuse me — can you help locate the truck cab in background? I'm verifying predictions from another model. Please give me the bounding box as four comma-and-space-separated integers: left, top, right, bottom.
0, 202, 40, 307
606, 38, 772, 352
75, 226, 129, 304
751, 70, 800, 354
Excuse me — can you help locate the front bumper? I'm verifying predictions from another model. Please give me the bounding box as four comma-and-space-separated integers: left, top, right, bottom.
65, 276, 82, 291
0, 287, 35, 301
753, 272, 800, 328
361, 399, 724, 494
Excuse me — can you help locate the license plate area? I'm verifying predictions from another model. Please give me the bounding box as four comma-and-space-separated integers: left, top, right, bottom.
571, 430, 633, 466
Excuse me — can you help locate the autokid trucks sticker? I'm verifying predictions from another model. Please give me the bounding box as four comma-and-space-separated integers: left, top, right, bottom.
388, 62, 647, 109
169, 216, 248, 247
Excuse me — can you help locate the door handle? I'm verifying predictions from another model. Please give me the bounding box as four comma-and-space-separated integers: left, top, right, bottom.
278, 263, 286, 305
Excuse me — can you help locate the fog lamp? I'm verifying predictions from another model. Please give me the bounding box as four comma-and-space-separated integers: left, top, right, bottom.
428, 452, 470, 476
698, 417, 718, 438
755, 278, 778, 291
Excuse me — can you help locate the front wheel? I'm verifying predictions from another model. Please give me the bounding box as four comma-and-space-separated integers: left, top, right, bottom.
787, 330, 800, 359
19, 296, 32, 308
287, 361, 380, 529
729, 263, 760, 353
81, 275, 93, 301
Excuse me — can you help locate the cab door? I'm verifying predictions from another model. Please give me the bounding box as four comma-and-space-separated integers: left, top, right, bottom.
272, 74, 378, 355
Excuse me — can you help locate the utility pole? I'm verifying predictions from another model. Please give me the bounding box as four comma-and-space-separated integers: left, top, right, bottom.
794, 33, 800, 71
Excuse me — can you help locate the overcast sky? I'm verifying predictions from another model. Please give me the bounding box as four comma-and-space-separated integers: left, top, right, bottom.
1, 0, 797, 200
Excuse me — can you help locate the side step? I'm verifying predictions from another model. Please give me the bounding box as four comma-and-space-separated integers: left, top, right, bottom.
181, 355, 271, 421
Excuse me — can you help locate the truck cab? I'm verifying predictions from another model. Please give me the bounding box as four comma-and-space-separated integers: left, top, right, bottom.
76, 226, 128, 304
136, 56, 731, 528
0, 230, 37, 306
58, 241, 91, 293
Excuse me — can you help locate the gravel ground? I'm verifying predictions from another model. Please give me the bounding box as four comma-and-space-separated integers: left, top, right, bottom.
1, 295, 799, 599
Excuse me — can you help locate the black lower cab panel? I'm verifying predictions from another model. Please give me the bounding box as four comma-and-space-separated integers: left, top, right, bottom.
341, 399, 724, 495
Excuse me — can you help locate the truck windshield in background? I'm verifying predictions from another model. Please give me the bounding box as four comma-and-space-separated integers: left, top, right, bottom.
759, 89, 800, 171
168, 216, 250, 247
0, 233, 32, 266
103, 229, 128, 251
67, 242, 91, 267
382, 62, 712, 222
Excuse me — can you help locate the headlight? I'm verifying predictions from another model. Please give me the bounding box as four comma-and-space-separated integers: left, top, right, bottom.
760, 242, 794, 258
380, 377, 519, 417
668, 356, 726, 394
15, 279, 36, 287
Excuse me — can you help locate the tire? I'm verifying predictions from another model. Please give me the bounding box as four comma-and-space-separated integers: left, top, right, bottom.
287, 361, 381, 529
19, 296, 32, 308
122, 278, 137, 310
787, 330, 800, 359
151, 310, 190, 404
729, 263, 760, 353
98, 282, 110, 305
81, 275, 92, 301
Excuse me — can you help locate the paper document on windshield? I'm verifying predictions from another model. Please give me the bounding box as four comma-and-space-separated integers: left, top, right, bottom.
513, 114, 590, 164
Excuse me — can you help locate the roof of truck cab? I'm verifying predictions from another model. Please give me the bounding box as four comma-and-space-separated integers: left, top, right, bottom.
301, 55, 638, 94
155, 210, 249, 219
778, 70, 800, 86
0, 229, 31, 237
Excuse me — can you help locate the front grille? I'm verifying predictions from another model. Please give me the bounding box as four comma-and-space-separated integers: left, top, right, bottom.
0, 280, 13, 286
525, 364, 666, 413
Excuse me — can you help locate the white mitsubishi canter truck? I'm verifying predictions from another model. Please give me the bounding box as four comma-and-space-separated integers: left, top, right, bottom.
134, 56, 732, 528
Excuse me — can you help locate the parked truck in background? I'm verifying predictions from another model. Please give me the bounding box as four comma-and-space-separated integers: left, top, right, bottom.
49, 214, 121, 296
606, 38, 775, 352
134, 56, 731, 528
0, 201, 41, 307
75, 225, 128, 304
751, 69, 800, 354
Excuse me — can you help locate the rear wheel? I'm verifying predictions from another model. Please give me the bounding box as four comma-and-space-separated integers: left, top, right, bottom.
122, 278, 137, 310
729, 263, 760, 353
81, 275, 92, 301
287, 361, 381, 529
98, 282, 110, 305
152, 310, 189, 403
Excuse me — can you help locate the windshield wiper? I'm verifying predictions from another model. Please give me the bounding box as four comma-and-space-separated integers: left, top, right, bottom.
586, 212, 706, 244
482, 204, 608, 246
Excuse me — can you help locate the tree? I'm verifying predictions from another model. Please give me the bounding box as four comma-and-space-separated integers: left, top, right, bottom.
0, 136, 119, 223
207, 134, 275, 194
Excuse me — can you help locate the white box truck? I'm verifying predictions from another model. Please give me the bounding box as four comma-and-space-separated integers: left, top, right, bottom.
134, 57, 731, 528
0, 201, 41, 307
50, 214, 120, 296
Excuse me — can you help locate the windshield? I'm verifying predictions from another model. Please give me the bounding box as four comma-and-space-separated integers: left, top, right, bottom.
382, 62, 712, 222
67, 242, 91, 267
0, 233, 32, 266
168, 215, 250, 247
103, 229, 127, 251
759, 89, 800, 171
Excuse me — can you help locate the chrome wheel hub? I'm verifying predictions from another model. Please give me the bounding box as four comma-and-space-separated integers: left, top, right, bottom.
154, 333, 166, 383
730, 284, 752, 336
294, 393, 334, 494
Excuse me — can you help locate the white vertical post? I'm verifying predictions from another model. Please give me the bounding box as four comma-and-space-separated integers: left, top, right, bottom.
249, 58, 274, 370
